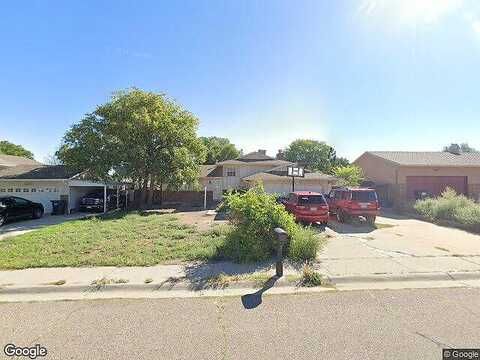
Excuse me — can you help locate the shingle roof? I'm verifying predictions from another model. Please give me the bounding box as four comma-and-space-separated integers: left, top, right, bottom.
237, 150, 274, 162
0, 154, 40, 167
217, 159, 293, 166
366, 151, 480, 167
243, 171, 335, 182
199, 165, 217, 177
0, 165, 77, 180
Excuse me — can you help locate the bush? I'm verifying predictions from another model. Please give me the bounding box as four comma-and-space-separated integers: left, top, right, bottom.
414, 187, 480, 231
218, 186, 298, 262
288, 227, 322, 262
301, 264, 323, 287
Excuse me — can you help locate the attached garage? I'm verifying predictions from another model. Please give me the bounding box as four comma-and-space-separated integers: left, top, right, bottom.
242, 171, 336, 195
354, 151, 480, 209
0, 165, 130, 214
406, 176, 468, 199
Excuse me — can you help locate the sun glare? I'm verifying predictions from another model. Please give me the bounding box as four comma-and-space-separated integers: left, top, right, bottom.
360, 0, 462, 26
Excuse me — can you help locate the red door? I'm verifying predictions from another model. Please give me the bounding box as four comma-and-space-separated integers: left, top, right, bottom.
406, 176, 468, 199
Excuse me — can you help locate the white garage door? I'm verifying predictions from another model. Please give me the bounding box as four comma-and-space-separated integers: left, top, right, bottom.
0, 184, 62, 214
263, 181, 325, 195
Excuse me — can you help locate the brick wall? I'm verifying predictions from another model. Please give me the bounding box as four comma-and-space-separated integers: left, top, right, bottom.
154, 191, 213, 205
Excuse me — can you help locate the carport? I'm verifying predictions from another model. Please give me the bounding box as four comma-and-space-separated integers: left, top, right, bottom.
69, 180, 132, 213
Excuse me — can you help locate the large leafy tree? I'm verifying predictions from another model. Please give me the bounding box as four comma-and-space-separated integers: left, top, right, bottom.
200, 136, 240, 164
283, 139, 346, 173
443, 143, 477, 153
57, 88, 206, 205
333, 165, 364, 187
0, 141, 34, 159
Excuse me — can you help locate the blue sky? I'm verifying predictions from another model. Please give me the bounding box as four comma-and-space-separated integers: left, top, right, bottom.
1, 0, 480, 162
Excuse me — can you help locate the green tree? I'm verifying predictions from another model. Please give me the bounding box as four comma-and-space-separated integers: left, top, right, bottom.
200, 136, 240, 164
58, 88, 206, 206
283, 139, 340, 173
333, 165, 365, 187
443, 143, 477, 153
0, 141, 34, 159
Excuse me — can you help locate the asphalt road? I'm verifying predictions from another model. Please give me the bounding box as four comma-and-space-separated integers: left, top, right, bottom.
1, 288, 479, 360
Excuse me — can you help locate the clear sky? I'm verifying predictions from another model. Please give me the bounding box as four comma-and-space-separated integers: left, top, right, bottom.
1, 0, 480, 162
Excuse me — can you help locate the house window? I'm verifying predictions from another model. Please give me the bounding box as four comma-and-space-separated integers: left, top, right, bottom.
23, 188, 29, 192
31, 188, 36, 193
0, 189, 5, 192
225, 167, 236, 177
15, 188, 21, 193
7, 189, 13, 193
38, 188, 44, 192
53, 188, 58, 192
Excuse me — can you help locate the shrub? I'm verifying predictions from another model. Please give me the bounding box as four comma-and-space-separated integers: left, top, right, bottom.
288, 227, 323, 262
414, 187, 480, 231
219, 186, 298, 262
453, 205, 480, 231
301, 264, 323, 287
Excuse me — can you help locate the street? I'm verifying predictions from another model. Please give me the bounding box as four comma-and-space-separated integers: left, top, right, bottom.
1, 288, 479, 360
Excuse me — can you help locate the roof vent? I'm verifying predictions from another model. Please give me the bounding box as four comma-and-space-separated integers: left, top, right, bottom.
258, 149, 267, 155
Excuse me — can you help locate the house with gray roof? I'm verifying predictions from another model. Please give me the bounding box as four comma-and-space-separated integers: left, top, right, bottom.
354, 151, 480, 208
199, 149, 337, 199
0, 161, 129, 214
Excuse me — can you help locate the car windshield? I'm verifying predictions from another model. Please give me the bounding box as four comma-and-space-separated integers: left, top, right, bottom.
351, 191, 377, 202
85, 193, 103, 197
298, 195, 326, 205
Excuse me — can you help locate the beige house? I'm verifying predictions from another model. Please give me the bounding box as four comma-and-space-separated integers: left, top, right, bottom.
200, 150, 336, 200
354, 151, 480, 209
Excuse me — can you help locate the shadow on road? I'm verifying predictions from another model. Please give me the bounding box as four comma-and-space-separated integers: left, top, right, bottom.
241, 275, 279, 309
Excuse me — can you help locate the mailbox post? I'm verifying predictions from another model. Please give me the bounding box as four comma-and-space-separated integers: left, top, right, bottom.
274, 228, 288, 277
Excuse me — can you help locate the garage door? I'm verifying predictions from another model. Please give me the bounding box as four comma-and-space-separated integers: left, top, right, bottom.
406, 176, 467, 199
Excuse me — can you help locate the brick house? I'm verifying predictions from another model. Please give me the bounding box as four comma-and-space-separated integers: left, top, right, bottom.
354, 151, 480, 209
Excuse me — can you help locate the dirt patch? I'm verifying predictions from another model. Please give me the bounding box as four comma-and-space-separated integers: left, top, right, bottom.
175, 210, 228, 231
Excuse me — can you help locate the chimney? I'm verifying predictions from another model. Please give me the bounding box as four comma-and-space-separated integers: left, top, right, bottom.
258, 149, 267, 155
276, 149, 285, 160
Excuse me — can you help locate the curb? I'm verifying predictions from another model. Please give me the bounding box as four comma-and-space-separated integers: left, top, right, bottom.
0, 278, 298, 296
328, 271, 480, 284
2, 271, 480, 297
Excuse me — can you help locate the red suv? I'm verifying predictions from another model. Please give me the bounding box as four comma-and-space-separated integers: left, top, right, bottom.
282, 191, 329, 225
327, 187, 380, 225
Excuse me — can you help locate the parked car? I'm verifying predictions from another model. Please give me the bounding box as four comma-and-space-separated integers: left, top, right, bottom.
282, 191, 329, 225
327, 187, 380, 225
0, 196, 44, 226
79, 191, 123, 212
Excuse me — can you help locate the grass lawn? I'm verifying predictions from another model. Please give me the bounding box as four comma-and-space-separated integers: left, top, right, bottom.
0, 211, 229, 270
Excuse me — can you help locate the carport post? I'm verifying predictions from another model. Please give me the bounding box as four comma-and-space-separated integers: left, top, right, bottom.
103, 185, 107, 213
204, 186, 207, 210
116, 186, 120, 210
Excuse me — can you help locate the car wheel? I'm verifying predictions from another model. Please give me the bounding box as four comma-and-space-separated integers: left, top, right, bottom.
0, 214, 6, 227
32, 208, 44, 219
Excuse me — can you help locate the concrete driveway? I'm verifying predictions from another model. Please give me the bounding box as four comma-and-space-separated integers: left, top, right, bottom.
0, 213, 92, 241
317, 211, 480, 278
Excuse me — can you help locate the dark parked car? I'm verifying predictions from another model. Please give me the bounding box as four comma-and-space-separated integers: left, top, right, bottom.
0, 196, 44, 226
79, 191, 123, 212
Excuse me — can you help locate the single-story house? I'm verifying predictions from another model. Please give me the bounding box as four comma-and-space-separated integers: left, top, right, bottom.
354, 151, 480, 208
199, 150, 337, 200
0, 157, 130, 214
